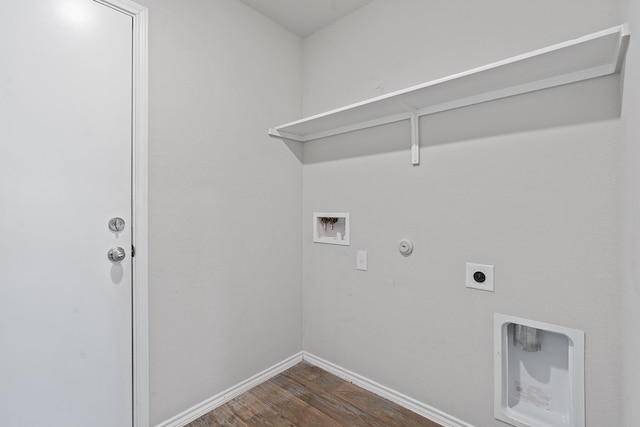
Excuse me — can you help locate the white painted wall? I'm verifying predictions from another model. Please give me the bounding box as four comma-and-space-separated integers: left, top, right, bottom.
134, 1, 303, 424
302, 0, 623, 116
622, 0, 640, 426
302, 1, 625, 426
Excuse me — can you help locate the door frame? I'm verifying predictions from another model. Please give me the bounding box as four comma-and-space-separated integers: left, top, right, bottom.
94, 1, 149, 426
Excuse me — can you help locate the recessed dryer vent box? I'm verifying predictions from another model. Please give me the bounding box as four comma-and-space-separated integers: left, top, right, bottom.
494, 314, 585, 427
313, 212, 350, 246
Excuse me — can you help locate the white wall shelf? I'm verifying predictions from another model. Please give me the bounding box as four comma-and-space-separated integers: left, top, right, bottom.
268, 24, 630, 165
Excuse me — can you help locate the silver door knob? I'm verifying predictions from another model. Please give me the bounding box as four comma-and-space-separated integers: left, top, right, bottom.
108, 247, 126, 262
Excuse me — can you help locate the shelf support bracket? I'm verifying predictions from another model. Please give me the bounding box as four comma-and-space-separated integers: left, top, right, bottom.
396, 101, 420, 165
410, 112, 420, 165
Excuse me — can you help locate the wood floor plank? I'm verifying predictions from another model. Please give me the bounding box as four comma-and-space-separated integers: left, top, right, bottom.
285, 361, 345, 393
250, 381, 344, 427
226, 389, 297, 427
187, 362, 444, 427
273, 370, 392, 427
226, 391, 279, 422
186, 390, 295, 427
185, 404, 250, 427
332, 382, 441, 427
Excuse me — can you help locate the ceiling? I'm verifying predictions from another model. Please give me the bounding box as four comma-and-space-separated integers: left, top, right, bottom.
238, 0, 373, 38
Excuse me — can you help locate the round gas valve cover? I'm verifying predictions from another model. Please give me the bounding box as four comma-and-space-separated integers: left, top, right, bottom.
399, 239, 413, 256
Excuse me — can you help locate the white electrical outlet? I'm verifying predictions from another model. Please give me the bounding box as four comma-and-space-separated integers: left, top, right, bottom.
466, 262, 494, 292
356, 250, 368, 271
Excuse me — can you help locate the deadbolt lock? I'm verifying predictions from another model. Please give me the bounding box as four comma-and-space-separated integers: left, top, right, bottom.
108, 217, 125, 232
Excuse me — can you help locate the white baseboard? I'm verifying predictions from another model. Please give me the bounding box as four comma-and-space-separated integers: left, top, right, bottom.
156, 350, 474, 427
155, 352, 303, 427
302, 352, 475, 427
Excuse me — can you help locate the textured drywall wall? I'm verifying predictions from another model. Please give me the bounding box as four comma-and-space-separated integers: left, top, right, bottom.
302, 1, 625, 426
137, 1, 303, 424
302, 0, 624, 116
622, 0, 640, 425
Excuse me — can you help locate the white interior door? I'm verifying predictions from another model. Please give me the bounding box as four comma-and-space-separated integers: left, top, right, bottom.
0, 1, 134, 425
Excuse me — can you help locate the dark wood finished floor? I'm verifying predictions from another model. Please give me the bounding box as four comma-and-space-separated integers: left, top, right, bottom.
186, 361, 443, 427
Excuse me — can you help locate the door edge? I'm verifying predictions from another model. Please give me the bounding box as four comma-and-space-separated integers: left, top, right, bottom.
96, 1, 149, 426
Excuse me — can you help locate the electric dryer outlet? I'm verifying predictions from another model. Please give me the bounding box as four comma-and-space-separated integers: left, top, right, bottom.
466, 262, 494, 292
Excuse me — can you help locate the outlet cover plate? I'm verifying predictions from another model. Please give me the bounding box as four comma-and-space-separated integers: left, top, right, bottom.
356, 250, 367, 271
466, 262, 494, 292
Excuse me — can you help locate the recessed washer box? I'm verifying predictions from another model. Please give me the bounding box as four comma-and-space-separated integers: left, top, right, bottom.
313, 212, 350, 246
